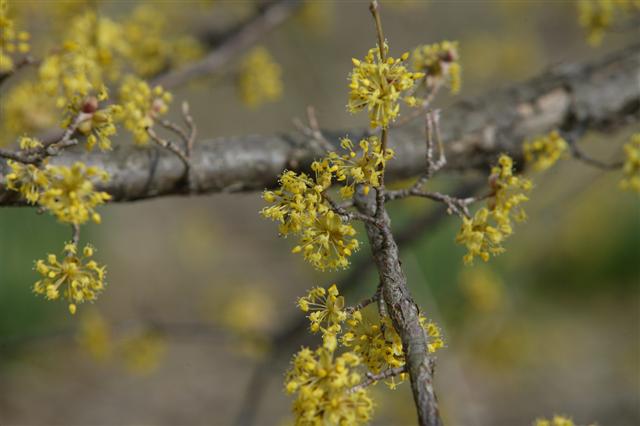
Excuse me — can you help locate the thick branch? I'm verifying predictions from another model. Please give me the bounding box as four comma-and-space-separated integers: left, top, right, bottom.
354, 188, 441, 426
1, 44, 638, 205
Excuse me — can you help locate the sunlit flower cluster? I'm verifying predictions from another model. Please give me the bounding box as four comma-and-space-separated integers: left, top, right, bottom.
412, 40, 461, 94
237, 47, 283, 108
0, 0, 29, 73
287, 284, 373, 425
33, 242, 106, 315
457, 155, 532, 264
534, 415, 576, 426
620, 133, 640, 193
123, 5, 203, 77
38, 162, 111, 225
8, 158, 111, 225
261, 168, 359, 270
119, 75, 172, 145
343, 310, 443, 389
328, 136, 394, 198
523, 130, 569, 172
578, 0, 640, 46
298, 284, 347, 350
0, 82, 57, 143
285, 347, 373, 426
348, 43, 424, 128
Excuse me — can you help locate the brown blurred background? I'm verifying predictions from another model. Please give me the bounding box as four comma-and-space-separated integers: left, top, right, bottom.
1, 1, 639, 425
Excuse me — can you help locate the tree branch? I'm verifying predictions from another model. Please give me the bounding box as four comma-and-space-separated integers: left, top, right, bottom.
1, 44, 638, 206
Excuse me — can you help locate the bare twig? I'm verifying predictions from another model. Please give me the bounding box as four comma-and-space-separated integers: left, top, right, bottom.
323, 191, 383, 226
347, 290, 380, 314
349, 366, 407, 393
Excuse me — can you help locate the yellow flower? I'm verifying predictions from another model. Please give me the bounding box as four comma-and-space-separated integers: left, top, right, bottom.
262, 169, 358, 270
297, 284, 347, 336
33, 242, 107, 314
620, 133, 640, 193
456, 155, 531, 264
348, 43, 424, 128
329, 136, 394, 198
285, 347, 373, 425
412, 40, 461, 94
0, 0, 30, 73
122, 4, 203, 77
77, 309, 113, 362
578, 0, 640, 46
39, 162, 111, 225
0, 81, 57, 146
120, 331, 167, 375
237, 47, 283, 108
534, 415, 576, 426
5, 158, 49, 204
119, 75, 172, 145
523, 130, 569, 171
343, 309, 442, 389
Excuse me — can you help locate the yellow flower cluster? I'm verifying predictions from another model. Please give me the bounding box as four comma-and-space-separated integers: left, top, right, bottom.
578, 0, 640, 46
123, 5, 203, 78
523, 130, 569, 172
6, 159, 111, 224
298, 284, 347, 350
285, 347, 373, 426
0, 0, 30, 73
329, 136, 394, 198
456, 155, 532, 264
348, 43, 424, 129
33, 242, 106, 315
287, 285, 373, 425
620, 133, 640, 193
39, 162, 111, 225
119, 75, 173, 145
39, 12, 116, 111
412, 41, 461, 94
78, 102, 122, 152
262, 168, 358, 270
342, 310, 443, 389
77, 309, 113, 362
237, 47, 283, 108
262, 134, 396, 269
0, 82, 57, 143
120, 331, 167, 375
534, 415, 576, 426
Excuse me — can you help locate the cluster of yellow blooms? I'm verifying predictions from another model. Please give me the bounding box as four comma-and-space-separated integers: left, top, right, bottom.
39, 162, 111, 225
286, 284, 442, 424
237, 47, 283, 108
534, 415, 576, 426
7, 158, 111, 225
342, 310, 443, 389
122, 5, 203, 78
620, 133, 640, 193
77, 310, 167, 374
329, 136, 394, 198
348, 43, 424, 129
262, 136, 393, 270
262, 169, 358, 271
578, 0, 640, 46
33, 242, 106, 315
456, 155, 532, 264
412, 41, 461, 94
0, 82, 56, 143
119, 75, 173, 145
0, 0, 30, 73
523, 130, 569, 172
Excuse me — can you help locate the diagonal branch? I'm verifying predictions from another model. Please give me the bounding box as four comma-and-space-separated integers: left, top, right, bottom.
1, 44, 638, 206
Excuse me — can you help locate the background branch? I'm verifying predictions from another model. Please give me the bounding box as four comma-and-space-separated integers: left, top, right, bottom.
2, 44, 637, 206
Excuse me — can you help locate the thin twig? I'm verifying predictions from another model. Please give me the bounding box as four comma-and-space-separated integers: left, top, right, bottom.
350, 366, 407, 393
323, 191, 383, 227
347, 290, 380, 314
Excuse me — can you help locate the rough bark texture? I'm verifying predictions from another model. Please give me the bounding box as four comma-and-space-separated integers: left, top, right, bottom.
1, 44, 638, 206
354, 189, 442, 426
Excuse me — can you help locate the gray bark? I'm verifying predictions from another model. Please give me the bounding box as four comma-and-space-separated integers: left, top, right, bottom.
1, 43, 638, 206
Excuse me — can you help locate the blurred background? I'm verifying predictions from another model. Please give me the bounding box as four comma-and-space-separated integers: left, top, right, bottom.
0, 1, 638, 425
